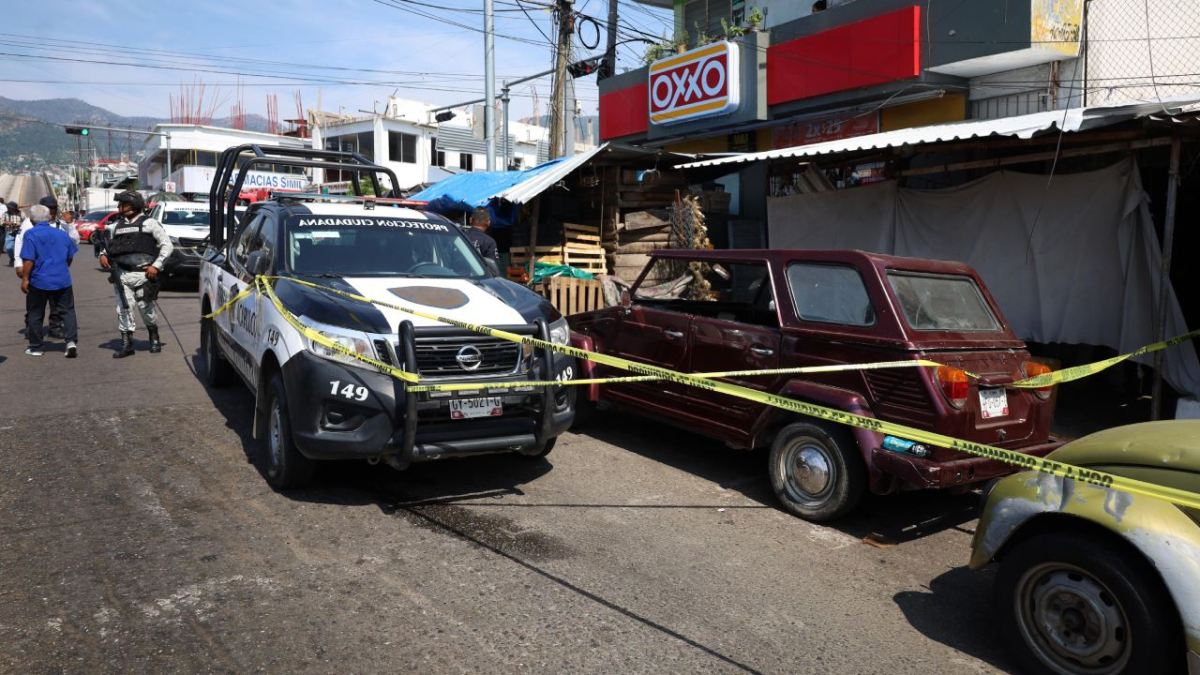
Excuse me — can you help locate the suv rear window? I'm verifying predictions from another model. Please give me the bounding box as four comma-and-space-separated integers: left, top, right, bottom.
787, 263, 875, 326
887, 271, 1000, 331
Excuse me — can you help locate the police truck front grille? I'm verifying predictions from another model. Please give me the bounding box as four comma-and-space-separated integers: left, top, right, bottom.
411, 337, 520, 376
179, 237, 206, 248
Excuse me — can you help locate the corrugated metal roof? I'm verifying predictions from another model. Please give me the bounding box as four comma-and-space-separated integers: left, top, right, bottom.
409, 144, 608, 213
679, 99, 1200, 170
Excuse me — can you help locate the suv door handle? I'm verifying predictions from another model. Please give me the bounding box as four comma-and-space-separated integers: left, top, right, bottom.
750, 346, 774, 356
664, 329, 684, 339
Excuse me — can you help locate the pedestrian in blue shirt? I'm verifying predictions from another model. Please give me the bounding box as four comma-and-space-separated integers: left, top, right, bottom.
19, 204, 79, 357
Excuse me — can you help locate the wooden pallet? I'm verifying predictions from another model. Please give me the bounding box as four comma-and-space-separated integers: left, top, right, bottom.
538, 276, 606, 316
511, 244, 606, 273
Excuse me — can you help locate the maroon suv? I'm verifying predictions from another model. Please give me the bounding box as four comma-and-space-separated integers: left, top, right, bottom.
569, 249, 1062, 521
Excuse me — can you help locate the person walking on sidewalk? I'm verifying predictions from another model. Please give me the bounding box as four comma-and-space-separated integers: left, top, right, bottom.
97, 190, 172, 358
14, 196, 79, 337
19, 204, 79, 358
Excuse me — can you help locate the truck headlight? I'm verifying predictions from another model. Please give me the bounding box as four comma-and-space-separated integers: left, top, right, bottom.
307, 327, 375, 369
549, 317, 569, 345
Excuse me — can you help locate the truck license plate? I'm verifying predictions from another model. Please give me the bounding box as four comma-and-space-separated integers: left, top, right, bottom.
978, 388, 1009, 419
450, 397, 503, 420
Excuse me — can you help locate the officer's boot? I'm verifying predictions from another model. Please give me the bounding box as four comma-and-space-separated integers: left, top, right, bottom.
148, 326, 163, 354
112, 331, 135, 359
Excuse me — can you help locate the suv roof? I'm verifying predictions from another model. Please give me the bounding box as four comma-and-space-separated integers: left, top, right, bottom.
649, 248, 977, 277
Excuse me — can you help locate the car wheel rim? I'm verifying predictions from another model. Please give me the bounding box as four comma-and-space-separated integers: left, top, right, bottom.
1015, 562, 1131, 674
268, 402, 284, 474
779, 440, 836, 506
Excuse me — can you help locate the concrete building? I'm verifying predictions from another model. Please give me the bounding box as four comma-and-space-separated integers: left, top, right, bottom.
138, 124, 312, 195
311, 97, 594, 192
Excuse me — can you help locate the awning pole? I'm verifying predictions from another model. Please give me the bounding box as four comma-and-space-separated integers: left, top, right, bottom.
527, 198, 542, 285
1151, 135, 1182, 420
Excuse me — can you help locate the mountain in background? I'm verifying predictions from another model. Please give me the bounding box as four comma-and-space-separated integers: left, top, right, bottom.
0, 96, 272, 169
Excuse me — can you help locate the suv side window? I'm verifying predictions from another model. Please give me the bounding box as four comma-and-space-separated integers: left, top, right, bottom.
787, 263, 876, 327
638, 260, 778, 327
231, 212, 263, 269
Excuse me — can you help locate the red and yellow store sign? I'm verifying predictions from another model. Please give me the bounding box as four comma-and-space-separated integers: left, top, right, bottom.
648, 41, 741, 126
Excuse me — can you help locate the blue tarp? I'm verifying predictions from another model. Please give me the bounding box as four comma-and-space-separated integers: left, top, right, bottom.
410, 158, 572, 226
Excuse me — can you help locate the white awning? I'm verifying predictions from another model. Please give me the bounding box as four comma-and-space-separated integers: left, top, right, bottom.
494, 143, 609, 204
679, 99, 1200, 170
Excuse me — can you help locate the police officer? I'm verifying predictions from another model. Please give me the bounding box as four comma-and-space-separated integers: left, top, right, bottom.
463, 207, 499, 263
98, 191, 172, 358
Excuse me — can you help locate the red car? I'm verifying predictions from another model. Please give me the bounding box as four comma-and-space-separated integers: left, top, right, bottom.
569, 249, 1063, 521
76, 210, 118, 243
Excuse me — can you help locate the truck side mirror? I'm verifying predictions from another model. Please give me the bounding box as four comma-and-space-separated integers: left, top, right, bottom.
246, 250, 268, 276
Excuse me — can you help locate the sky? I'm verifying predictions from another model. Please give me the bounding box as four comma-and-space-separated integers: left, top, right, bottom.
0, 0, 673, 122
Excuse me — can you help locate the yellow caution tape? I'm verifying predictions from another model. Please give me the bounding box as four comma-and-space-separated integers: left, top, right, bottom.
265, 276, 1200, 511
1006, 329, 1200, 388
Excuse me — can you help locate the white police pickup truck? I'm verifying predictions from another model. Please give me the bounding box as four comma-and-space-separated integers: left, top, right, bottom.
199, 144, 575, 488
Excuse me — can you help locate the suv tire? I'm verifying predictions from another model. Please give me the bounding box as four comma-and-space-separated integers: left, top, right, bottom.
768, 421, 865, 522
201, 315, 235, 388
996, 531, 1181, 675
262, 373, 316, 489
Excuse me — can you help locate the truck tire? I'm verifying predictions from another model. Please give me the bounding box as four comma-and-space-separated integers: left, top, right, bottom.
768, 422, 865, 522
262, 373, 316, 489
201, 316, 235, 388
995, 531, 1181, 675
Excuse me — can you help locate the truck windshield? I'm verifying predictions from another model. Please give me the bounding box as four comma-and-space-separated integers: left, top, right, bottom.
284, 215, 486, 278
887, 271, 1000, 331
162, 210, 210, 226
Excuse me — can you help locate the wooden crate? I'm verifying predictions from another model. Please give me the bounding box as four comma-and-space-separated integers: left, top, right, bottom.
539, 276, 605, 316
511, 244, 606, 273
510, 246, 562, 266
563, 222, 601, 245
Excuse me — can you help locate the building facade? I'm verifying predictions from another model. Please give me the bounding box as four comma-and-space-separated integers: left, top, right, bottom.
138, 125, 312, 195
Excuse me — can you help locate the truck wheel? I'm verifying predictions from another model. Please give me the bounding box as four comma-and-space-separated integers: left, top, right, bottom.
201, 316, 235, 388
996, 531, 1181, 675
519, 437, 556, 459
262, 373, 316, 489
768, 422, 865, 522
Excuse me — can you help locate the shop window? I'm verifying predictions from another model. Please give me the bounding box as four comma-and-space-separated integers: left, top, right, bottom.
460, 153, 474, 171
389, 131, 418, 164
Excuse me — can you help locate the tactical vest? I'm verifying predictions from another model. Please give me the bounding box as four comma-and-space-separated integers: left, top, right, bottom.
106, 215, 160, 261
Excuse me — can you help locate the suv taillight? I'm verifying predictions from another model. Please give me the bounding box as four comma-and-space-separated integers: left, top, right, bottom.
936, 366, 969, 409
1022, 361, 1054, 400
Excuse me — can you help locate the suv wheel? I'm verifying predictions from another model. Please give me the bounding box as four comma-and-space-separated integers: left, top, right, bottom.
201, 316, 235, 387
768, 422, 865, 522
262, 373, 316, 489
996, 531, 1180, 675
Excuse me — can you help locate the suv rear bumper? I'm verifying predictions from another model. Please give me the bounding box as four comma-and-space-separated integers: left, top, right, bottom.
872, 437, 1064, 489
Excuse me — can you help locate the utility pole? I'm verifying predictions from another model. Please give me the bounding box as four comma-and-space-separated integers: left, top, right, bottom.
484, 0, 497, 170
547, 0, 574, 160
564, 78, 576, 157
602, 0, 618, 80
501, 83, 511, 169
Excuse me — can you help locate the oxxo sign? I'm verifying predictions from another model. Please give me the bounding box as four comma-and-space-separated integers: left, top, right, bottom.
648, 41, 741, 126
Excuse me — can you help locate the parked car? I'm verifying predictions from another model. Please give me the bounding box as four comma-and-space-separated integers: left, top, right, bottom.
75, 209, 118, 243
970, 421, 1200, 675
569, 249, 1063, 521
149, 201, 211, 277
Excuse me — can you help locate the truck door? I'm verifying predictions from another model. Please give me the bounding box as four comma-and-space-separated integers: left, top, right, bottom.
220, 212, 265, 382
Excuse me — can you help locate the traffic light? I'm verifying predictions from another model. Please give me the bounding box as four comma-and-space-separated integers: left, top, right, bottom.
65, 126, 90, 136
567, 57, 601, 78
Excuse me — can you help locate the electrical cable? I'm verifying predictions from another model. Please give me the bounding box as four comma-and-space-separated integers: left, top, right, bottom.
577, 14, 602, 50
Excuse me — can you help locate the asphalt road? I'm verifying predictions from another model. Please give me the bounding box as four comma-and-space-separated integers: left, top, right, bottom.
0, 259, 1015, 673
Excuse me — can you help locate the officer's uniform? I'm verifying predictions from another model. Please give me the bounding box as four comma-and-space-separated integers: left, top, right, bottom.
463, 226, 499, 262
102, 213, 173, 334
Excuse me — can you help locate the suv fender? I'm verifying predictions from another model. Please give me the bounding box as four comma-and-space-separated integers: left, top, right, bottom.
755, 379, 891, 494
569, 332, 601, 403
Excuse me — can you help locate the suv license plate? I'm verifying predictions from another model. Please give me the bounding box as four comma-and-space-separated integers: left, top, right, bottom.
450, 397, 503, 420
978, 388, 1009, 419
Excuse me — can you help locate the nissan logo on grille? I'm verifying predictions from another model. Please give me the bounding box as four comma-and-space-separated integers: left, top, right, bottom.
455, 345, 483, 371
